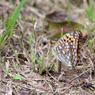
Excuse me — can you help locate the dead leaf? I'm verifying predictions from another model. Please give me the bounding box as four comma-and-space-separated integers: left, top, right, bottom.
45, 11, 84, 39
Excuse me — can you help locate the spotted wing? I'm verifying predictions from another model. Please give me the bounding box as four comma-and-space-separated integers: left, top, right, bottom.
52, 30, 82, 67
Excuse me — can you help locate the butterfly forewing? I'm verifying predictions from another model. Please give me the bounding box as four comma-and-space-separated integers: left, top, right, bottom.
52, 30, 82, 67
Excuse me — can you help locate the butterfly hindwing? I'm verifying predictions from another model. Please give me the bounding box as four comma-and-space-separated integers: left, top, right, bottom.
52, 30, 82, 67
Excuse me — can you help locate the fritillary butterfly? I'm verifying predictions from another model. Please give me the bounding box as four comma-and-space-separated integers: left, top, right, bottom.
52, 30, 82, 68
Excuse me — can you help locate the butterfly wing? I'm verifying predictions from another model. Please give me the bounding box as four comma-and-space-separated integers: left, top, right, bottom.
52, 30, 82, 67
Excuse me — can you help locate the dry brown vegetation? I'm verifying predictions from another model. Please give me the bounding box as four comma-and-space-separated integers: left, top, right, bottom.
0, 0, 95, 95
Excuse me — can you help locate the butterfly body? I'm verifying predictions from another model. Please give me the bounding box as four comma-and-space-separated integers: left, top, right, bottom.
52, 30, 82, 68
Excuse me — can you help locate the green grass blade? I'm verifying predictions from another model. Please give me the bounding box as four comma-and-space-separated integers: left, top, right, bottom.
29, 50, 42, 67
61, 28, 63, 37
93, 8, 95, 24
11, 46, 18, 60
89, 0, 92, 14
67, 14, 71, 31
89, 37, 95, 52
0, 0, 26, 49
7, 0, 26, 32
85, 8, 90, 21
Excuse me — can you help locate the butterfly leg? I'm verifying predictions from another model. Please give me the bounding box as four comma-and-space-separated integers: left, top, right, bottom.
57, 60, 61, 72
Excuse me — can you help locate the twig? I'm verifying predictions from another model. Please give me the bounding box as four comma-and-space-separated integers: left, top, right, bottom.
61, 84, 74, 94
48, 72, 59, 82
68, 67, 93, 84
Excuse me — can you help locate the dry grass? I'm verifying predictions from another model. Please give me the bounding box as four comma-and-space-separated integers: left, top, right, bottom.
0, 0, 95, 95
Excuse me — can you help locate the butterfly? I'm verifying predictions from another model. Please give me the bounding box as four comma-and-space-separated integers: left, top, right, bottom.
52, 30, 82, 69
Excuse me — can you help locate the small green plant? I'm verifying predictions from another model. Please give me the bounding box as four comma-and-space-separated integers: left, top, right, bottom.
67, 0, 70, 12
89, 37, 95, 51
11, 45, 19, 61
28, 22, 43, 71
32, 17, 36, 42
13, 74, 22, 80
85, 0, 95, 35
61, 28, 63, 37
85, 21, 95, 38
28, 24, 43, 73
93, 8, 95, 24
85, 0, 92, 21
92, 84, 95, 87
28, 35, 36, 71
49, 51, 56, 69
29, 50, 42, 67
0, 0, 26, 49
67, 14, 72, 31
1, 63, 12, 79
49, 51, 52, 59
9, 0, 14, 8
85, 0, 95, 51
28, 18, 54, 74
